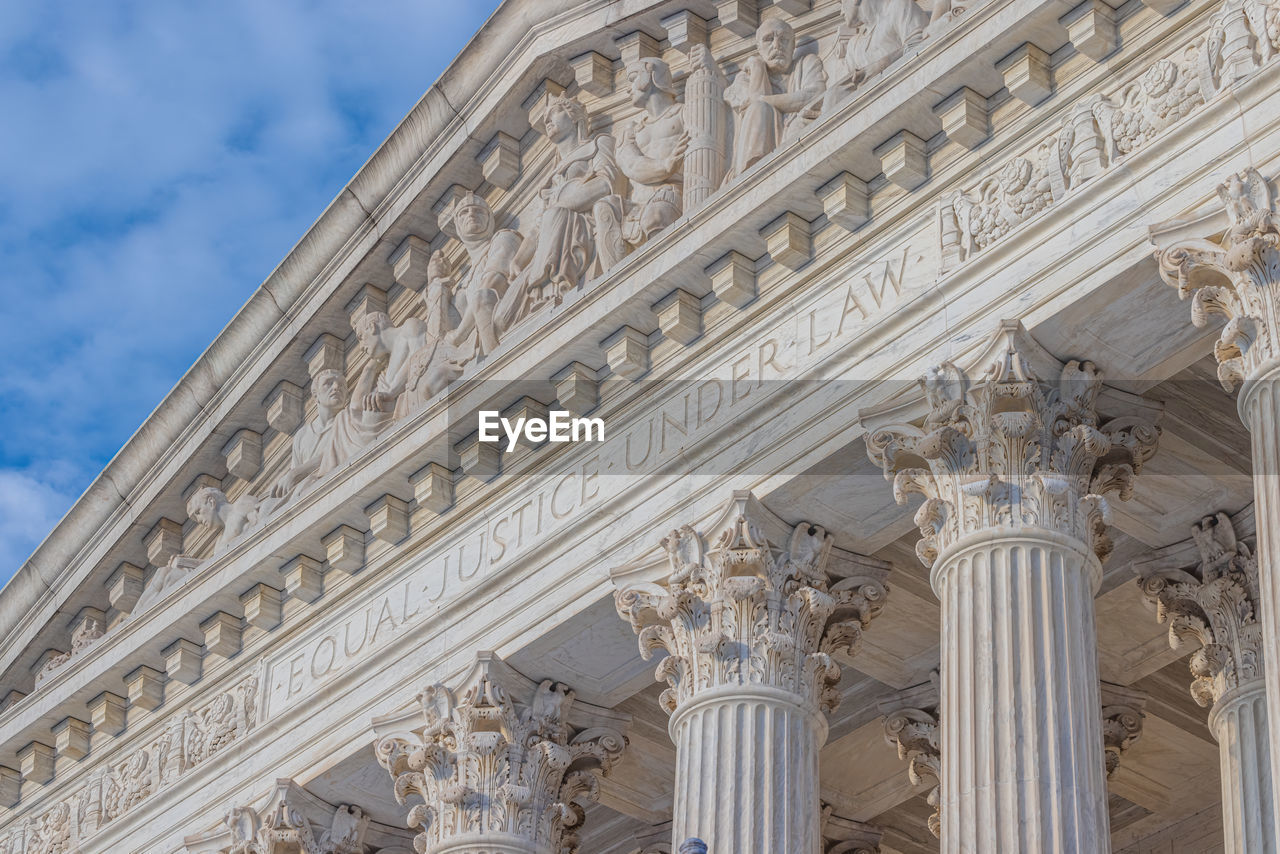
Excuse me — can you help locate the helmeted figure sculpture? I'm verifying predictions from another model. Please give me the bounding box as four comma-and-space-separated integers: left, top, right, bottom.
617, 56, 688, 247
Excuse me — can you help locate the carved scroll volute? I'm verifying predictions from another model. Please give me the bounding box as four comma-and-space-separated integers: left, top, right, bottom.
860, 321, 1160, 570
372, 653, 628, 854
614, 491, 889, 718
1100, 681, 1147, 779
879, 679, 941, 839
1151, 167, 1280, 392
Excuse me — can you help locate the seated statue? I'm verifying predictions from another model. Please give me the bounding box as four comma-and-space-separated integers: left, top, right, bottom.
437, 192, 521, 360
499, 93, 625, 330
187, 486, 262, 554
392, 332, 467, 417
723, 17, 826, 180
353, 310, 434, 422
617, 56, 688, 247
269, 368, 380, 503
823, 0, 928, 112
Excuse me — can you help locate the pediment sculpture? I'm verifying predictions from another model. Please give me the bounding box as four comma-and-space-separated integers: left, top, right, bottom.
271, 367, 381, 505
722, 16, 827, 180
128, 0, 979, 619
618, 56, 688, 247
824, 0, 929, 112
501, 92, 626, 324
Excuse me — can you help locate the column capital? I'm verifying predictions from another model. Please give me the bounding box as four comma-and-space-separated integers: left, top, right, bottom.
1100, 681, 1147, 778
614, 491, 889, 718
1151, 167, 1280, 392
1138, 511, 1265, 709
819, 807, 883, 854
372, 652, 629, 854
860, 320, 1160, 569
878, 679, 942, 839
182, 778, 368, 854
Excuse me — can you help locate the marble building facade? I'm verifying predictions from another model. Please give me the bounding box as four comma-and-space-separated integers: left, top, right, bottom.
2, 0, 1280, 851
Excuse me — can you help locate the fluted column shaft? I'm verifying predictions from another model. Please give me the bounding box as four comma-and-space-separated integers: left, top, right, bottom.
934, 529, 1110, 854
1211, 679, 1276, 854
1240, 366, 1280, 847
670, 686, 824, 854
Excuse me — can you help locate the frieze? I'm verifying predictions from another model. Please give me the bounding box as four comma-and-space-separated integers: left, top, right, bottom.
0, 671, 260, 854
940, 0, 1280, 272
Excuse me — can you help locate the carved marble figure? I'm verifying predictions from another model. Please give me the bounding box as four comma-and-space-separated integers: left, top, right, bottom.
823, 0, 928, 112
927, 0, 968, 30
269, 368, 379, 503
353, 311, 435, 421
617, 56, 688, 246
722, 17, 826, 180
186, 486, 262, 554
500, 94, 625, 328
438, 192, 521, 359
132, 555, 203, 614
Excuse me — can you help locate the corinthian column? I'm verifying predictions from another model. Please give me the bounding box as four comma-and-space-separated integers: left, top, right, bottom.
614, 492, 889, 854
861, 321, 1160, 854
1137, 511, 1275, 853
1152, 167, 1280, 842
372, 652, 628, 854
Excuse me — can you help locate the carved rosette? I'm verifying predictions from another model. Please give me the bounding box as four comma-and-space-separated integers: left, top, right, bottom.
864, 323, 1159, 568
1138, 512, 1265, 709
614, 492, 888, 717
1154, 167, 1280, 392
373, 654, 627, 854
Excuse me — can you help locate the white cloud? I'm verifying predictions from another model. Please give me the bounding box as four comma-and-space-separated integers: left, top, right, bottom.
0, 1, 498, 585
0, 471, 75, 578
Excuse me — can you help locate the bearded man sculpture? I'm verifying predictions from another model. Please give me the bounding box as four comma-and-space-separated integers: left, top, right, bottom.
722, 17, 826, 179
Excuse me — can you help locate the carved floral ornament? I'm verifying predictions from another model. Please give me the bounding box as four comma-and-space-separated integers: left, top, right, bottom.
1137, 511, 1264, 708
942, 0, 1280, 272
878, 679, 941, 839
613, 492, 889, 717
1151, 167, 1280, 392
860, 321, 1160, 568
0, 672, 260, 854
372, 653, 628, 854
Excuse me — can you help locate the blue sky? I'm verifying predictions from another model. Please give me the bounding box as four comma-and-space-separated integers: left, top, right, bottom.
0, 1, 498, 586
